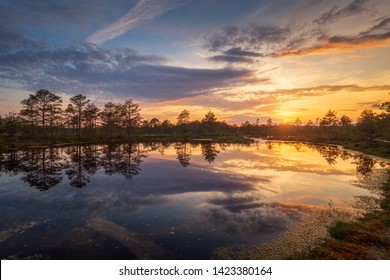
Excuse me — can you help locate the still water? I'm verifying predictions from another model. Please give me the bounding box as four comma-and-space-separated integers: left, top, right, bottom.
0, 140, 387, 259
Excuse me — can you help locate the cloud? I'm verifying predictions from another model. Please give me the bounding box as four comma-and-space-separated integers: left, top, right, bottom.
205, 201, 312, 235
88, 0, 184, 44
206, 24, 290, 53
208, 47, 264, 64
0, 30, 254, 101
206, 2, 389, 59
0, 29, 44, 53
314, 0, 371, 25
274, 18, 390, 57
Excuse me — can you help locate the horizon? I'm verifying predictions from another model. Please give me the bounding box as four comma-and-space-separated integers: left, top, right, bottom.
0, 0, 389, 124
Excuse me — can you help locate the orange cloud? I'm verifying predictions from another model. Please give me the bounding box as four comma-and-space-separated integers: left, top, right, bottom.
273, 35, 390, 58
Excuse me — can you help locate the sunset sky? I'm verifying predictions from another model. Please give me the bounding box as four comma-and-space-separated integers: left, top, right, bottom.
0, 0, 389, 124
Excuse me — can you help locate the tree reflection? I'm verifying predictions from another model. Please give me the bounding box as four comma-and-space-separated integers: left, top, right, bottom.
201, 143, 220, 163
100, 144, 120, 176
115, 143, 147, 180
0, 143, 149, 190
0, 142, 387, 191
0, 150, 26, 176
354, 155, 376, 177
175, 142, 191, 167
311, 145, 341, 165
264, 141, 387, 177
21, 148, 64, 191
99, 143, 147, 180
65, 145, 99, 188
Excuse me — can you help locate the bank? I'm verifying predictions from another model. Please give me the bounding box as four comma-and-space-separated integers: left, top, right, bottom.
0, 134, 254, 151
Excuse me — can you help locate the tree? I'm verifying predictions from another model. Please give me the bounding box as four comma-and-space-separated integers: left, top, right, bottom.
202, 111, 217, 138
83, 103, 99, 129
99, 102, 121, 137
320, 110, 338, 138
320, 110, 338, 127
69, 94, 90, 138
160, 120, 173, 134
339, 115, 353, 127
177, 110, 190, 125
1, 113, 24, 142
293, 117, 302, 126
149, 118, 161, 134
121, 99, 141, 138
374, 95, 390, 138
357, 109, 379, 144
20, 96, 38, 137
177, 110, 190, 136
64, 104, 77, 131
29, 89, 63, 135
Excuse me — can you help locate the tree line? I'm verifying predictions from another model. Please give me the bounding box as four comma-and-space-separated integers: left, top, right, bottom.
0, 89, 389, 145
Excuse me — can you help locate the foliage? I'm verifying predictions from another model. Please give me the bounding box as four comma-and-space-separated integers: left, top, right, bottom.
1, 89, 390, 147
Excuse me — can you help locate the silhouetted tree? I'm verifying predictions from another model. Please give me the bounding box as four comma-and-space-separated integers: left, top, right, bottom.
177, 110, 190, 125
28, 89, 62, 135
202, 111, 217, 138
69, 94, 90, 138
1, 113, 23, 142
177, 109, 190, 136
99, 102, 121, 137
121, 99, 141, 138
357, 109, 379, 144
82, 103, 99, 136
64, 104, 77, 133
319, 110, 338, 138
20, 97, 38, 137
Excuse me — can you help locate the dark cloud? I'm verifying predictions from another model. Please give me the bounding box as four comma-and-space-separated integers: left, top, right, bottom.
224, 47, 263, 57
314, 0, 371, 25
206, 24, 290, 53
0, 29, 45, 53
0, 29, 254, 101
208, 55, 255, 64
208, 47, 263, 64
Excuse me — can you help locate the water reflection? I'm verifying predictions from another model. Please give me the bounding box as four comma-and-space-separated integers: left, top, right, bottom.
201, 143, 220, 163
0, 141, 388, 259
265, 141, 384, 177
175, 142, 192, 167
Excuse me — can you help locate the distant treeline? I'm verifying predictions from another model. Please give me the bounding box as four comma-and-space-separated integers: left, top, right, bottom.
0, 89, 389, 144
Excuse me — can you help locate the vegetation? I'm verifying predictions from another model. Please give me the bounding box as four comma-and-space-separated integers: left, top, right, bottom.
0, 89, 250, 149
1, 89, 389, 152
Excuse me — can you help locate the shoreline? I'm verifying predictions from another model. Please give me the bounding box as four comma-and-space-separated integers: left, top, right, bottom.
0, 135, 254, 151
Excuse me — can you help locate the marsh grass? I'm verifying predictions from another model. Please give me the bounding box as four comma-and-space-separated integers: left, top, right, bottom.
214, 205, 354, 259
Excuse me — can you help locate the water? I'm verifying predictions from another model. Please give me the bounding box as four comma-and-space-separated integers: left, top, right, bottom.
0, 140, 388, 259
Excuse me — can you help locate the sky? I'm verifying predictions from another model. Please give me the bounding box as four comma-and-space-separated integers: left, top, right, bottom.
0, 0, 389, 124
